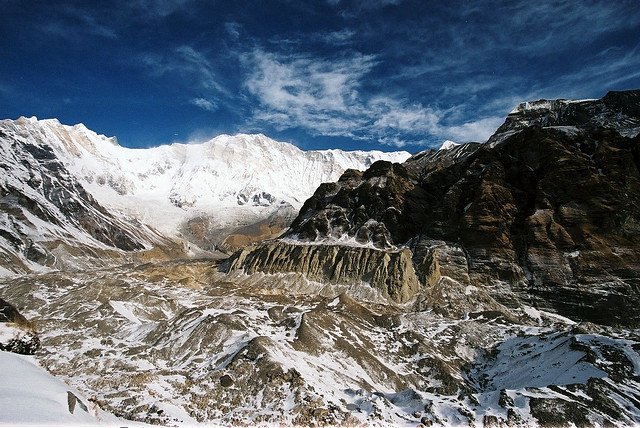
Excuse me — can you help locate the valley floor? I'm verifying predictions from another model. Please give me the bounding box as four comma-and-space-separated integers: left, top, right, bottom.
0, 259, 639, 426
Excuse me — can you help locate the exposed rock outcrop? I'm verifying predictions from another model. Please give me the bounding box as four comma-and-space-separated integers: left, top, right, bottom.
225, 242, 420, 303
0, 297, 40, 355
489, 89, 640, 144
226, 90, 640, 327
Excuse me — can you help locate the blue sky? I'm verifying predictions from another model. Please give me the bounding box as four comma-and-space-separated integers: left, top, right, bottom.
1, 0, 639, 152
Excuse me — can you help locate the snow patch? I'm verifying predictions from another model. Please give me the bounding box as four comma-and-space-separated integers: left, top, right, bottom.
0, 350, 119, 425
439, 140, 460, 150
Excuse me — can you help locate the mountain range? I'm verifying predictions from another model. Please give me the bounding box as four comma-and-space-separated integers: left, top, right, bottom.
0, 90, 639, 427
0, 117, 408, 275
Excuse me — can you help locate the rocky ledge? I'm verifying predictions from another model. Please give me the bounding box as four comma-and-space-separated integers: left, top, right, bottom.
223, 241, 420, 303
0, 297, 40, 354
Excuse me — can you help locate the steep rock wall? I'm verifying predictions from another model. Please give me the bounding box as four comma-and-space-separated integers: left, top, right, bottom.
225, 242, 421, 303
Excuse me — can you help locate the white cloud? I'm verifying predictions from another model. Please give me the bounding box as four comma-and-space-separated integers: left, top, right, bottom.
190, 98, 217, 111
243, 49, 376, 136
369, 99, 441, 133
444, 116, 505, 143
242, 48, 503, 146
370, 98, 503, 144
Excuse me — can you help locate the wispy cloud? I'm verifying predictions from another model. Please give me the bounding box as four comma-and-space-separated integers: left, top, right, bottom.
224, 22, 241, 39
241, 48, 502, 147
317, 29, 356, 45
190, 97, 217, 111
243, 49, 376, 135
41, 8, 117, 39
129, 0, 191, 18
369, 97, 503, 145
142, 45, 228, 97
554, 44, 640, 93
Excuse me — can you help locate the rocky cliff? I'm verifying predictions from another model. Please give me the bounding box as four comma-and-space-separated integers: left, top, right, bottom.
227, 90, 640, 327
225, 242, 420, 303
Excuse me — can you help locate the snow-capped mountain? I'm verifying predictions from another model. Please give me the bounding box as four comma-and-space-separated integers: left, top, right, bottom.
0, 91, 639, 427
0, 120, 174, 275
0, 117, 409, 274
488, 89, 640, 145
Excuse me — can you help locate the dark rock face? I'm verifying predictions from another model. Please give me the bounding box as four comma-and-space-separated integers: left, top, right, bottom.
231, 90, 640, 327
0, 297, 28, 324
289, 161, 419, 248
0, 298, 40, 355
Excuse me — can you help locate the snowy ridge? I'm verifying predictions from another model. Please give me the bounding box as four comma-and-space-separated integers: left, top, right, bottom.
2, 117, 410, 236
0, 118, 183, 275
508, 98, 595, 114
491, 90, 640, 146
439, 140, 460, 150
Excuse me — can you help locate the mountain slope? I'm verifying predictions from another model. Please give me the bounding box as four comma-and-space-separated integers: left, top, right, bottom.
1, 260, 638, 426
1, 91, 639, 427
0, 117, 409, 273
227, 89, 640, 327
0, 120, 174, 275
488, 89, 640, 145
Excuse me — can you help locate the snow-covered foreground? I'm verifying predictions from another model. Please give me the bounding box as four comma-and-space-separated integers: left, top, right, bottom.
1, 260, 638, 426
0, 351, 124, 426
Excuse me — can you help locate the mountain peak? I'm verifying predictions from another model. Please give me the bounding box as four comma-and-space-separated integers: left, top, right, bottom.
439, 140, 460, 150
489, 89, 640, 145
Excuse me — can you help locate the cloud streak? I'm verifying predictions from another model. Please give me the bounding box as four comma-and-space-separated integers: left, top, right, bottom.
242, 48, 503, 147
141, 45, 231, 110
190, 98, 217, 111
40, 7, 118, 39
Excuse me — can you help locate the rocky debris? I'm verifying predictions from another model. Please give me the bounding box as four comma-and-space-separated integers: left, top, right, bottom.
180, 205, 298, 253
0, 298, 40, 355
1, 261, 638, 426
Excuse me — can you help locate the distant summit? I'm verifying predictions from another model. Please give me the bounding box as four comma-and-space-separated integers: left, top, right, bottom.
439, 140, 460, 150
489, 89, 640, 145
0, 117, 409, 274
